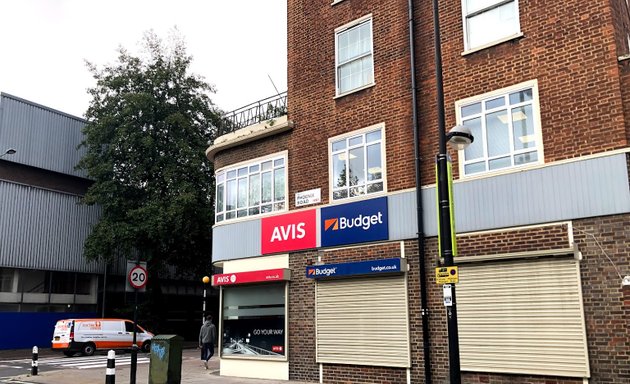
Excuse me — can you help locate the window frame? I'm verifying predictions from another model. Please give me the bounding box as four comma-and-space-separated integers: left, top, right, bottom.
328, 123, 387, 202
461, 0, 522, 52
214, 151, 288, 224
455, 80, 544, 178
334, 14, 375, 97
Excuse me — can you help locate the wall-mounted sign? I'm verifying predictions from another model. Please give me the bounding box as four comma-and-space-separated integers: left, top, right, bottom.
320, 197, 388, 247
306, 258, 406, 279
261, 209, 317, 254
212, 268, 291, 286
295, 188, 321, 207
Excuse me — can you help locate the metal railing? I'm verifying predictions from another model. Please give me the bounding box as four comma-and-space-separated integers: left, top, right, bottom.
222, 92, 287, 133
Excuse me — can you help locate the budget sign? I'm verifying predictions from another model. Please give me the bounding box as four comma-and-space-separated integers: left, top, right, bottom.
261, 209, 317, 254
320, 196, 388, 247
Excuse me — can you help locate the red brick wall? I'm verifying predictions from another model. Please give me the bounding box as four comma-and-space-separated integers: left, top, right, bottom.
287, 215, 630, 383
212, 131, 291, 171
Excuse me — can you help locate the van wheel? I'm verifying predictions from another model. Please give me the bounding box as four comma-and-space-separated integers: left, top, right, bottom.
63, 351, 76, 357
141, 341, 151, 353
81, 343, 96, 356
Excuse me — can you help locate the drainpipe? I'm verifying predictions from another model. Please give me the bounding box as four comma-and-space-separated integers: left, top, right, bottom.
408, 0, 432, 383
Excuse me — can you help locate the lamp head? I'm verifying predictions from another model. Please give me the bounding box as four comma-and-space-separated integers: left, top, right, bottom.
202, 276, 210, 284
446, 125, 474, 151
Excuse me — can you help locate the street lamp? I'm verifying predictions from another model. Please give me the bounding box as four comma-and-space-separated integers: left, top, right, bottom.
0, 148, 16, 159
430, 0, 473, 381
202, 276, 210, 324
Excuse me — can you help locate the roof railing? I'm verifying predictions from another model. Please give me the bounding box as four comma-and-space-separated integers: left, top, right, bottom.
222, 92, 287, 133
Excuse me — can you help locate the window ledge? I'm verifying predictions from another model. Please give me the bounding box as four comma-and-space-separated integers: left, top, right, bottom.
334, 83, 376, 100
461, 33, 524, 56
618, 53, 630, 62
331, 0, 346, 5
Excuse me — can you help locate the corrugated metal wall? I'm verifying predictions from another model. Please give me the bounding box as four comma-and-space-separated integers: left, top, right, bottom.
0, 92, 88, 178
212, 152, 630, 262
0, 181, 103, 273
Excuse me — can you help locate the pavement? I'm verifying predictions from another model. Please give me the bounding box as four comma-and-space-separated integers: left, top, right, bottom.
0, 347, 311, 384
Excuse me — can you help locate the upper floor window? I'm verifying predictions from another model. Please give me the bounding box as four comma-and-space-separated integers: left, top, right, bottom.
463, 0, 520, 50
456, 80, 542, 176
330, 124, 385, 201
215, 153, 287, 223
335, 15, 374, 96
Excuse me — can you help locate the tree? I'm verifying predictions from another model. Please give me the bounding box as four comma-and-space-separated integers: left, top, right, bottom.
77, 30, 223, 279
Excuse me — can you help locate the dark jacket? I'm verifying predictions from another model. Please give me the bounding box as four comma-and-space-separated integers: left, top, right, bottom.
199, 320, 217, 344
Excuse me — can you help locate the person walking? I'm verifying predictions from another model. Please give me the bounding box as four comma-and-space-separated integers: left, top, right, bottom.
199, 315, 217, 369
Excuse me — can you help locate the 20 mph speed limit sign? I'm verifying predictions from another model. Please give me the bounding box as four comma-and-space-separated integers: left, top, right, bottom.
126, 261, 148, 292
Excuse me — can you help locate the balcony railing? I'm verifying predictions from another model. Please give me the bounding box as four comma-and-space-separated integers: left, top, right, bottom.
222, 92, 287, 133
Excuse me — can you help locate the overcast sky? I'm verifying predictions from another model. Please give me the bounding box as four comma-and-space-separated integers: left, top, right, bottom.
0, 0, 287, 118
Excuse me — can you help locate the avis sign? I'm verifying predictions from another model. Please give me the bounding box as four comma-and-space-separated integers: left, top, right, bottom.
261, 210, 317, 254
320, 196, 388, 247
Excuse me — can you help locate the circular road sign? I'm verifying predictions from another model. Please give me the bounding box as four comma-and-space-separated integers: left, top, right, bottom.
128, 265, 148, 289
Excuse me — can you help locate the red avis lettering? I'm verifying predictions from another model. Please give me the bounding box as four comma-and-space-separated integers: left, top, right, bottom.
270, 223, 306, 242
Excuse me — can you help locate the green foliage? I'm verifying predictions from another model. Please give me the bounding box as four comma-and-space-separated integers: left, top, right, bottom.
77, 30, 223, 276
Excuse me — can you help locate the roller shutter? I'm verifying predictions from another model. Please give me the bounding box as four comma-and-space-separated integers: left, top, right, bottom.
457, 257, 590, 377
316, 275, 410, 367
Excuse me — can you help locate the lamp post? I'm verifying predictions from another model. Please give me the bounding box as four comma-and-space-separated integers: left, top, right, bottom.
202, 276, 210, 324
431, 0, 474, 381
0, 148, 16, 159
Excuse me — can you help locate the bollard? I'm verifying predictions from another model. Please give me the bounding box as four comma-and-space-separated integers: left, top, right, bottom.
31, 346, 38, 376
106, 350, 115, 384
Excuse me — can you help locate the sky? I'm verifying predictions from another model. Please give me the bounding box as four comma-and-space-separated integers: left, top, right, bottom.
0, 0, 287, 118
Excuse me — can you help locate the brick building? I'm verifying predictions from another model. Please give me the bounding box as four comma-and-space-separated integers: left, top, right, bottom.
206, 0, 630, 383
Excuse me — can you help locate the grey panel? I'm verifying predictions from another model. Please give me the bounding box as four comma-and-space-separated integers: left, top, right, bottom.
212, 219, 261, 262
0, 93, 88, 178
0, 181, 103, 273
212, 154, 630, 261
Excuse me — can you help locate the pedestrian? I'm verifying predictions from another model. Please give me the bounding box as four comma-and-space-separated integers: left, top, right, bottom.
199, 315, 216, 369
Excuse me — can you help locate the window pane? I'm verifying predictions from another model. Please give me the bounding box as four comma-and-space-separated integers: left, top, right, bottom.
249, 174, 261, 206
509, 89, 533, 104
489, 156, 511, 170
226, 179, 237, 211
333, 153, 347, 188
226, 211, 236, 220
367, 182, 383, 194
366, 143, 382, 181
76, 274, 92, 295
514, 151, 538, 165
216, 184, 224, 213
333, 190, 348, 200
350, 186, 365, 197
463, 118, 483, 159
485, 97, 505, 110
274, 158, 284, 167
274, 167, 285, 202
274, 202, 285, 211
216, 214, 224, 222
21, 270, 48, 293
466, 0, 504, 14
227, 170, 237, 179
261, 172, 272, 204
237, 178, 247, 208
237, 209, 248, 218
461, 102, 481, 117
249, 164, 259, 173
261, 204, 273, 213
248, 207, 260, 216
237, 167, 247, 177
216, 173, 225, 183
467, 2, 518, 48
348, 147, 365, 186
486, 110, 510, 157
349, 135, 363, 147
0, 268, 15, 292
366, 130, 381, 143
332, 140, 346, 152
261, 161, 272, 171
465, 161, 486, 174
512, 105, 535, 150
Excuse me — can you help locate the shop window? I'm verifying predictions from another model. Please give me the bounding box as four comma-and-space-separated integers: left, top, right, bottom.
463, 0, 521, 50
456, 80, 542, 176
330, 124, 386, 201
215, 154, 287, 223
51, 271, 75, 294
222, 283, 286, 357
76, 273, 93, 295
335, 15, 374, 96
20, 270, 49, 293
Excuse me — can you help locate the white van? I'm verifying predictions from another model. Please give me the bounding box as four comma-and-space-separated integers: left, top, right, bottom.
51, 318, 153, 356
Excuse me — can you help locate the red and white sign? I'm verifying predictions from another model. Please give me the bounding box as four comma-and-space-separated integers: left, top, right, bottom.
212, 268, 291, 286
261, 209, 316, 254
128, 265, 148, 289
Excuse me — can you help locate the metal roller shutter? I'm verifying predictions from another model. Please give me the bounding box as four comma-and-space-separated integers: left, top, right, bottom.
457, 257, 590, 378
316, 275, 410, 367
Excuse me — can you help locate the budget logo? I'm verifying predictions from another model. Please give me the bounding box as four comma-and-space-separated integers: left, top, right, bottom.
321, 197, 388, 247
306, 266, 338, 278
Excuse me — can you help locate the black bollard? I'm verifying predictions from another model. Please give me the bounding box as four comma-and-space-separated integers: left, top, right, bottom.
106, 350, 115, 384
31, 346, 38, 376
